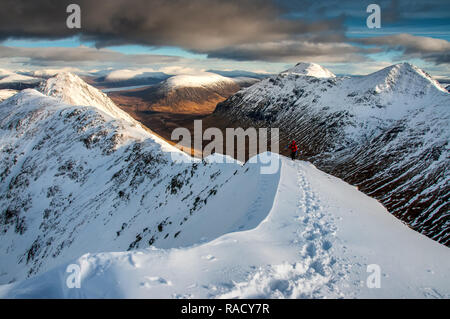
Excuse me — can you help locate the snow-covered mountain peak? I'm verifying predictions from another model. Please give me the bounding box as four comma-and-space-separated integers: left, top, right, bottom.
362, 62, 447, 94
41, 72, 98, 101
40, 72, 137, 123
0, 86, 276, 284
135, 72, 240, 114
281, 62, 336, 78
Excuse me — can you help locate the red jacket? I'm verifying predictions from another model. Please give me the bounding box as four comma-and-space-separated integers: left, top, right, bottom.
288, 141, 298, 152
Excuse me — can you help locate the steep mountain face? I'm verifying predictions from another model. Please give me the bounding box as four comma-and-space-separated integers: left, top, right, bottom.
214, 62, 450, 245
117, 73, 243, 114
0, 75, 275, 284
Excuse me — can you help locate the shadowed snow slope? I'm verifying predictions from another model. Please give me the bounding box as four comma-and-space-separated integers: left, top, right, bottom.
0, 158, 448, 298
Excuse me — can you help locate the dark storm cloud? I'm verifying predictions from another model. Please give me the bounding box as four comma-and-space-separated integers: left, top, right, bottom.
276, 0, 450, 20
0, 46, 182, 66
0, 0, 448, 64
207, 40, 379, 63
0, 0, 346, 52
382, 0, 401, 23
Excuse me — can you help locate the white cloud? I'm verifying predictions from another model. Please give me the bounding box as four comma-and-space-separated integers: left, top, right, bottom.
105, 68, 159, 81
158, 66, 204, 75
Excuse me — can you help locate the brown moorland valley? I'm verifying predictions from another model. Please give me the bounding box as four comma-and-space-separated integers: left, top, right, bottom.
106, 87, 299, 161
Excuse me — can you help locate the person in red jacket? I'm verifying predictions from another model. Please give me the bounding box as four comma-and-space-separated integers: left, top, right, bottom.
287, 140, 298, 160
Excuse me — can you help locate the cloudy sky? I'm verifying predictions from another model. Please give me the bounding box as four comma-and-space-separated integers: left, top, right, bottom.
0, 0, 449, 78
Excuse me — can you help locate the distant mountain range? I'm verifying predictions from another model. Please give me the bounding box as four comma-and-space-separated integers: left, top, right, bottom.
0, 69, 41, 90
91, 71, 171, 88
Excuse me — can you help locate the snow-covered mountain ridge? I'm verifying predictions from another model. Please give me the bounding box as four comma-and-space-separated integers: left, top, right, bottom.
214, 62, 450, 245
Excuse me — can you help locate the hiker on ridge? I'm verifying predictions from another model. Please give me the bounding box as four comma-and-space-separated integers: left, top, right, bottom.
286, 140, 298, 160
